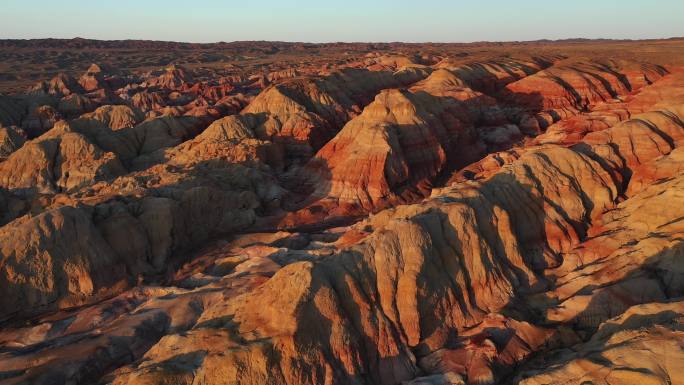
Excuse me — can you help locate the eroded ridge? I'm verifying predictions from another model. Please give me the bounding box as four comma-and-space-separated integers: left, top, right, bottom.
0, 39, 684, 385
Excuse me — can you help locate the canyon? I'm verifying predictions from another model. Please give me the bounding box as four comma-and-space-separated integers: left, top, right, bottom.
0, 38, 683, 385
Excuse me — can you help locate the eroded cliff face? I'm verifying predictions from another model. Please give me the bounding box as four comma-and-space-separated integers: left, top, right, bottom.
302, 88, 480, 213
1, 42, 684, 385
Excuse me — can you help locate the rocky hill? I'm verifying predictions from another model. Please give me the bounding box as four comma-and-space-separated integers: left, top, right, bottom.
0, 38, 683, 385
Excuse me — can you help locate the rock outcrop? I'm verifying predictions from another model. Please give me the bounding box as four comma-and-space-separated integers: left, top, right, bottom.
516, 301, 684, 385
241, 68, 423, 160
95, 142, 623, 385
0, 126, 126, 194
302, 88, 481, 214
0, 125, 26, 159
506, 60, 668, 133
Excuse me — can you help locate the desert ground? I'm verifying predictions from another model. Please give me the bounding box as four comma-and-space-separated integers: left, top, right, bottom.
1, 37, 684, 384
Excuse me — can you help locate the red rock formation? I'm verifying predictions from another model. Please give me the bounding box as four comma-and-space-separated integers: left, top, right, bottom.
0, 124, 26, 160
441, 57, 559, 94
0, 124, 126, 193
506, 60, 668, 133
79, 63, 108, 92
515, 301, 684, 385
145, 64, 193, 90
241, 68, 420, 160
0, 41, 684, 385
130, 90, 166, 112
301, 88, 480, 215
94, 141, 622, 385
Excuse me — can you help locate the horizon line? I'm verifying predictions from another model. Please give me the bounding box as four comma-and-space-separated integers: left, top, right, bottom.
2, 35, 684, 46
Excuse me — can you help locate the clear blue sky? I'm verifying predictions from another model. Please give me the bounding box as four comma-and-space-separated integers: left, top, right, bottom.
2, 0, 683, 43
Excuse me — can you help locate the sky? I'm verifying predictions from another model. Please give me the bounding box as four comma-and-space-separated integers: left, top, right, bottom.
2, 0, 683, 43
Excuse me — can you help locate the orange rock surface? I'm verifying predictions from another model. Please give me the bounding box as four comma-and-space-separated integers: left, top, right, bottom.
0, 38, 684, 385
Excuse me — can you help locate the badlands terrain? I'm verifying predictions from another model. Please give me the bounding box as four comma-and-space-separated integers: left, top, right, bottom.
0, 38, 684, 384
